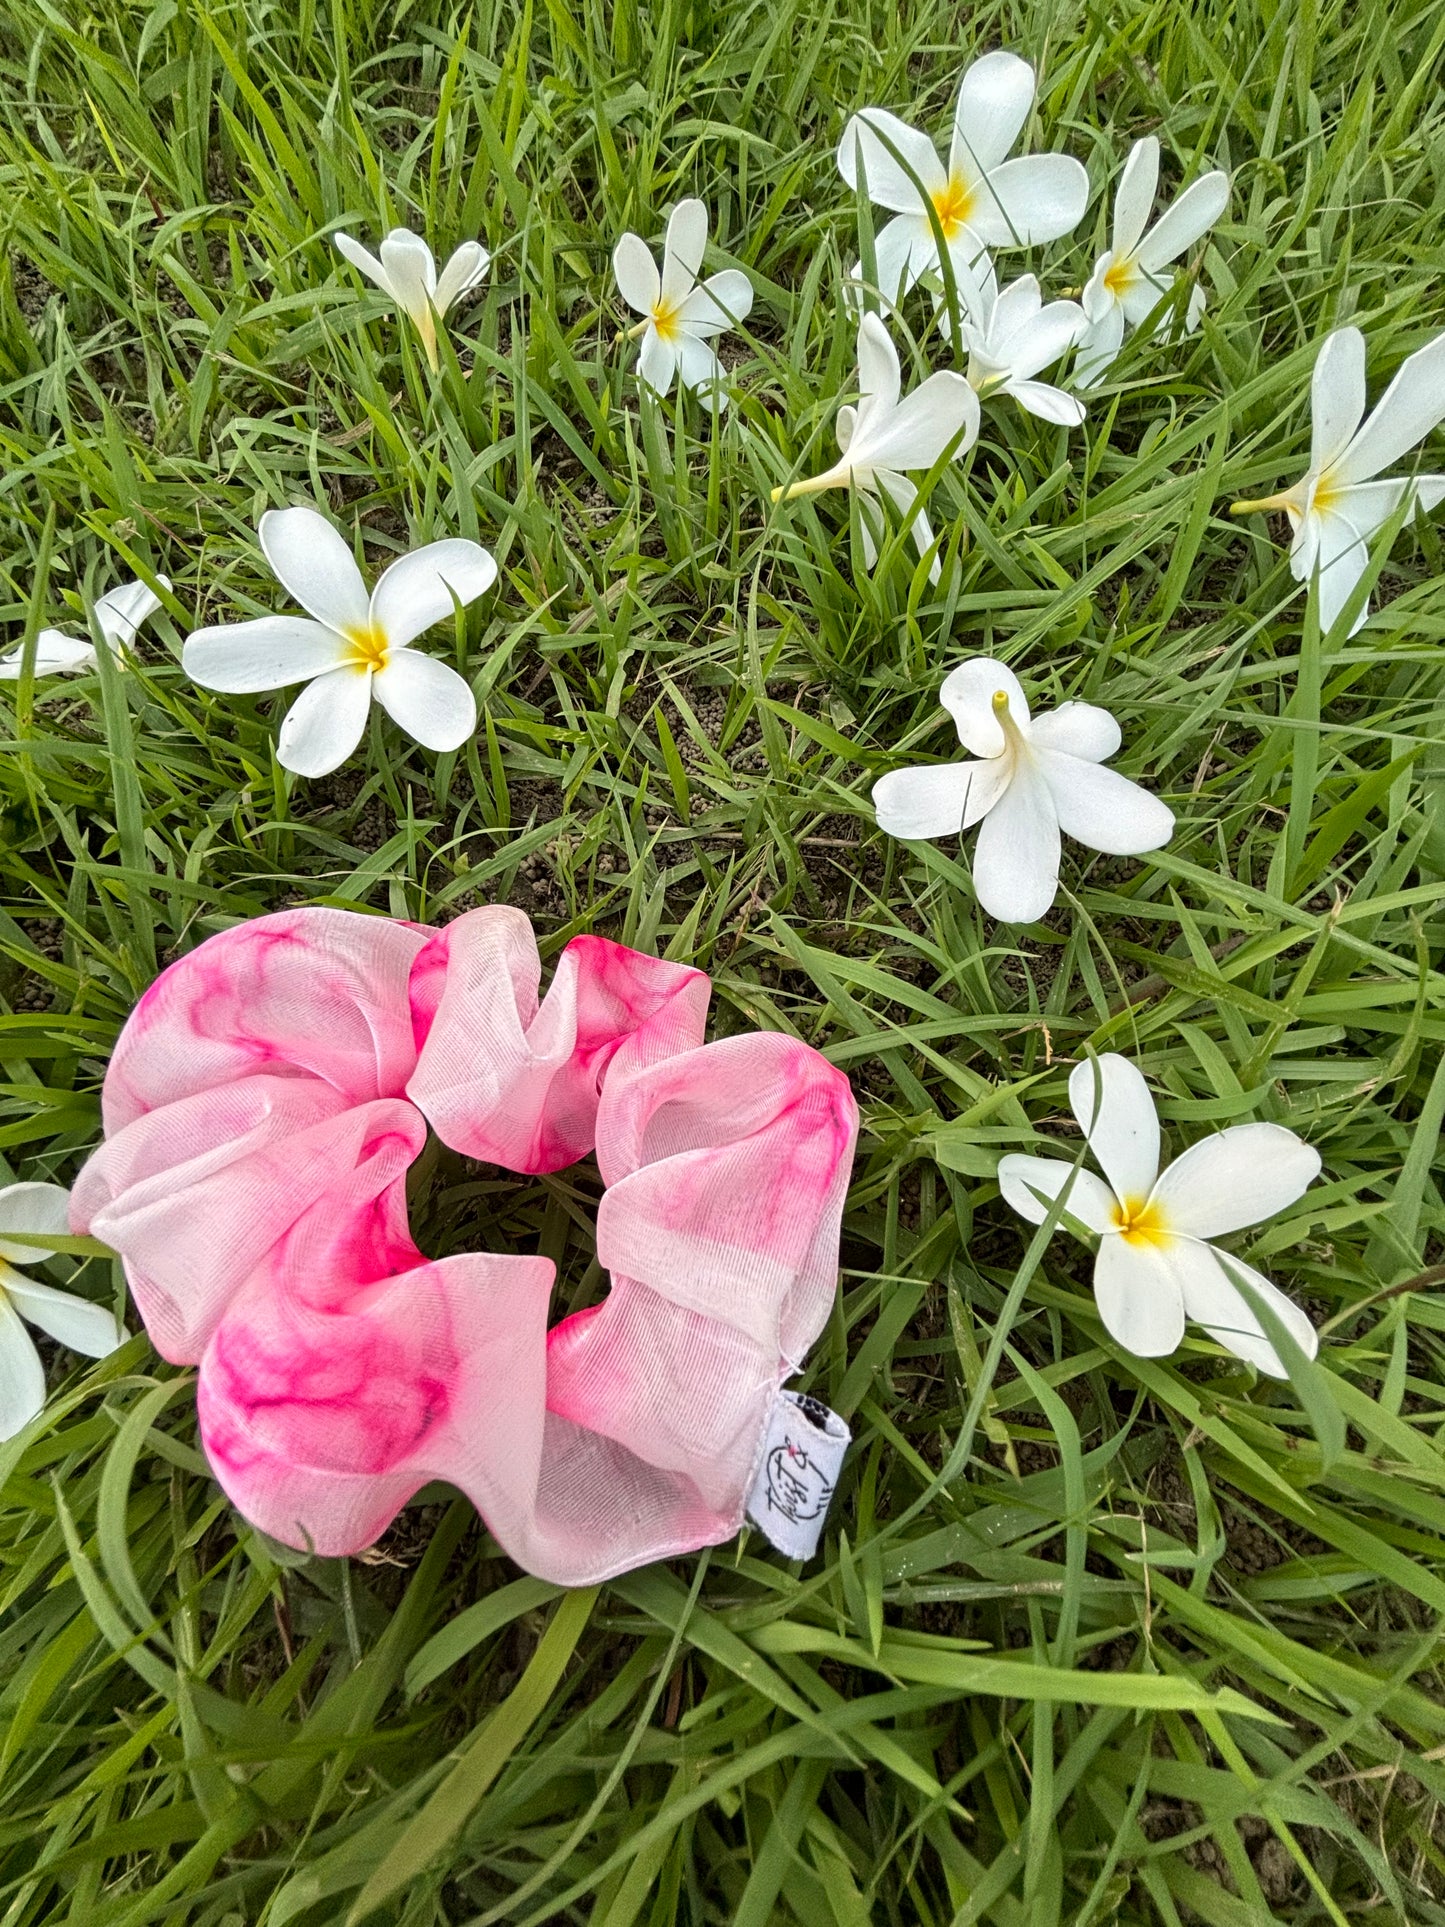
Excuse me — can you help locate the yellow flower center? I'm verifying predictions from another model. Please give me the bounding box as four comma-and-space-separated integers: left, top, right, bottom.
1103, 255, 1139, 298
1111, 1196, 1171, 1247
650, 295, 683, 343
930, 176, 977, 241
342, 623, 391, 674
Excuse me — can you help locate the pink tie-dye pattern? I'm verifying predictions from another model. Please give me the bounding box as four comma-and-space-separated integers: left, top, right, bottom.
70, 906, 858, 1583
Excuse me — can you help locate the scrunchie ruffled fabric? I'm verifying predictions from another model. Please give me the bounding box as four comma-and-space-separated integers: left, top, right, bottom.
69, 907, 858, 1585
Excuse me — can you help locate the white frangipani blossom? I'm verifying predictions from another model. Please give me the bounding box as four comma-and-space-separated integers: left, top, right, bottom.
1075, 138, 1229, 387
837, 50, 1088, 310
0, 1180, 124, 1440
0, 576, 170, 680
334, 226, 489, 372
951, 264, 1087, 426
771, 313, 979, 582
613, 199, 753, 406
872, 658, 1174, 921
998, 1054, 1321, 1376
183, 506, 495, 780
1230, 326, 1445, 635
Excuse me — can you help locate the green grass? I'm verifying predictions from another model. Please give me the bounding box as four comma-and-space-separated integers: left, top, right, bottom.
1, 0, 1444, 1919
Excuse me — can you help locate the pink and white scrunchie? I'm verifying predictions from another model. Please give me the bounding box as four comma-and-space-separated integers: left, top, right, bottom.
70, 907, 858, 1585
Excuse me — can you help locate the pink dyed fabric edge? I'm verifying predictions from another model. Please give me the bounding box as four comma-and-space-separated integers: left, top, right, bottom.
71, 906, 858, 1584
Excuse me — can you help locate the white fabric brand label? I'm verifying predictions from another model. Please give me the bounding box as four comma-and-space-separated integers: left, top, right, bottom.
746, 1390, 850, 1560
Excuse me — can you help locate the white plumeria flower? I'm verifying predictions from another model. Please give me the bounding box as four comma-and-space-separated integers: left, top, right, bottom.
183, 506, 496, 780
998, 1054, 1321, 1376
0, 576, 169, 680
872, 658, 1174, 921
837, 50, 1088, 310
951, 264, 1087, 426
612, 199, 753, 406
334, 226, 489, 373
1074, 139, 1229, 388
1230, 326, 1445, 636
0, 1181, 124, 1440
771, 313, 979, 583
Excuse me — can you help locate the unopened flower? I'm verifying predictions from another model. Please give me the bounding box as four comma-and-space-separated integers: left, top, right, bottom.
1075, 139, 1229, 387
998, 1053, 1320, 1375
613, 198, 753, 405
952, 265, 1086, 425
838, 50, 1088, 309
334, 227, 489, 372
0, 1180, 124, 1439
184, 506, 495, 779
872, 658, 1173, 920
0, 576, 169, 680
1229, 326, 1445, 634
771, 313, 978, 581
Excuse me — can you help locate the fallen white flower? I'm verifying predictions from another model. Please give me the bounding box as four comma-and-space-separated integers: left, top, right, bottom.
998, 1053, 1321, 1375
1230, 325, 1445, 634
0, 1180, 124, 1440
334, 226, 489, 372
184, 506, 495, 779
771, 313, 979, 582
613, 198, 753, 406
872, 657, 1174, 920
0, 576, 169, 679
1075, 138, 1228, 387
838, 49, 1088, 309
952, 264, 1087, 425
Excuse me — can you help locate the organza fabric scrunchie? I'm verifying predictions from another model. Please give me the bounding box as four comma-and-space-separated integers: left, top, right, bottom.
69, 906, 859, 1585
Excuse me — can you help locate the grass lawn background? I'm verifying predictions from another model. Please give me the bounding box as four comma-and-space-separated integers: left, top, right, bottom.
2, 0, 1445, 1920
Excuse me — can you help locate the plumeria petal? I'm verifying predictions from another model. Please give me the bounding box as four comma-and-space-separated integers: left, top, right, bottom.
1073, 303, 1126, 389
1313, 506, 1374, 635
1135, 170, 1229, 272
0, 630, 98, 679
1148, 1122, 1321, 1238
861, 215, 942, 308
856, 310, 903, 417
1035, 750, 1175, 856
276, 667, 373, 778
1335, 331, 1445, 486
837, 109, 948, 210
95, 576, 168, 651
1184, 1248, 1319, 1377
971, 758, 1059, 921
873, 756, 1010, 839
996, 1155, 1118, 1233
1309, 328, 1367, 475
875, 469, 940, 575
964, 154, 1089, 249
369, 540, 497, 650
371, 650, 477, 752
676, 333, 728, 402
259, 506, 371, 634
836, 404, 857, 454
432, 241, 490, 316
637, 324, 679, 395
378, 228, 438, 307
940, 657, 1029, 756
1006, 379, 1085, 426
858, 371, 979, 470
1111, 138, 1159, 259
1026, 701, 1120, 761
662, 199, 708, 305
1068, 1053, 1159, 1204
949, 50, 1036, 179
1093, 1233, 1186, 1356
0, 1300, 45, 1440
5, 1274, 123, 1356
1119, 272, 1172, 330
183, 617, 348, 693
678, 270, 753, 336
334, 231, 389, 291
0, 1183, 73, 1263
613, 232, 661, 315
